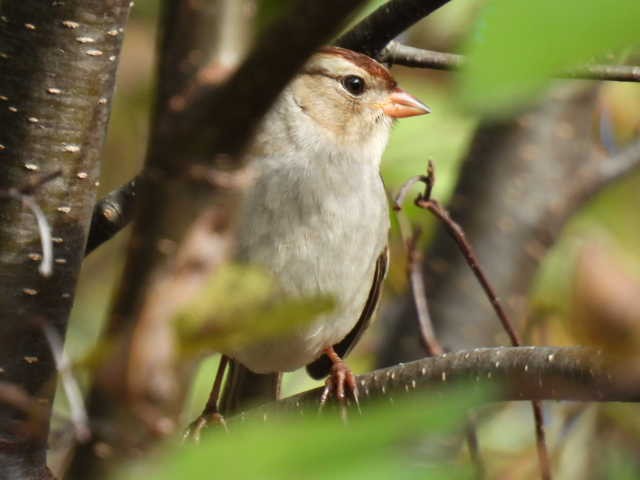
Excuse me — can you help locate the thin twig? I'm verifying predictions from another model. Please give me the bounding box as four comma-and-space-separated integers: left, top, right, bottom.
21, 196, 53, 277
395, 173, 481, 475
531, 400, 551, 480
40, 322, 91, 443
394, 210, 443, 357
395, 211, 482, 474
464, 415, 485, 480
0, 170, 61, 277
381, 42, 640, 83
399, 162, 551, 479
414, 196, 522, 346
406, 227, 444, 356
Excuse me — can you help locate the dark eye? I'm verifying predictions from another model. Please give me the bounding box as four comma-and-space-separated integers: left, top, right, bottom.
341, 75, 366, 96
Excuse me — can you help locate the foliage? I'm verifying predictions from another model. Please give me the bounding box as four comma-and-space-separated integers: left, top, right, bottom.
117, 384, 487, 480
175, 264, 335, 355
461, 0, 640, 114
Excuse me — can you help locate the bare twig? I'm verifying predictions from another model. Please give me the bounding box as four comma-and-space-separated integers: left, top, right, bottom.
40, 322, 91, 443
0, 170, 61, 277
381, 42, 640, 83
394, 206, 443, 357
21, 197, 53, 278
416, 198, 522, 346
405, 227, 444, 357
395, 208, 482, 475
397, 163, 551, 479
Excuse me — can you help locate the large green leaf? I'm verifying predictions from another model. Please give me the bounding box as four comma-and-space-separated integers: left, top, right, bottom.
116, 384, 488, 480
460, 0, 640, 114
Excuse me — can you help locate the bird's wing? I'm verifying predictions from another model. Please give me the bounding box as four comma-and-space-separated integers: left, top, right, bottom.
306, 246, 389, 380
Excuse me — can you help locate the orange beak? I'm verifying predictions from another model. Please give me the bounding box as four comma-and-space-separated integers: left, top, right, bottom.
382, 88, 431, 118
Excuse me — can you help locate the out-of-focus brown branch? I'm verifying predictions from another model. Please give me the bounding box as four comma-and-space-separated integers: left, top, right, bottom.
380, 42, 640, 83
163, 0, 370, 169
0, 383, 46, 433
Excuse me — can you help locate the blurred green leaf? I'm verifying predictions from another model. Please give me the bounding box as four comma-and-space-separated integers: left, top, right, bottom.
116, 383, 488, 480
460, 0, 640, 114
174, 264, 335, 356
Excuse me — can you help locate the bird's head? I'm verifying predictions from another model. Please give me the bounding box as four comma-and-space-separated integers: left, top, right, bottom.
288, 46, 430, 157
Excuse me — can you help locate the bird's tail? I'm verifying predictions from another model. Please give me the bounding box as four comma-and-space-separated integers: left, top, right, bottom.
219, 360, 280, 414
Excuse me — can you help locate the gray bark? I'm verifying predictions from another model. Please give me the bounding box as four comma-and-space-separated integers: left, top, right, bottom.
0, 1, 130, 478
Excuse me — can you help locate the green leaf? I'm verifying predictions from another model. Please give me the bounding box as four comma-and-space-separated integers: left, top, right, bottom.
460, 0, 640, 114
115, 383, 489, 480
174, 264, 335, 356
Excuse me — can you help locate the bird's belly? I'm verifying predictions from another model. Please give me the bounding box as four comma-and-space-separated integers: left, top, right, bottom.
227, 172, 388, 373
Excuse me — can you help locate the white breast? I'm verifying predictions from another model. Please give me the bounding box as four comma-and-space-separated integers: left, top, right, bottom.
226, 152, 389, 373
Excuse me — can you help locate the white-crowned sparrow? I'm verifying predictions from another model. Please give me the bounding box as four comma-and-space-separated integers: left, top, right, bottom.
219, 47, 429, 412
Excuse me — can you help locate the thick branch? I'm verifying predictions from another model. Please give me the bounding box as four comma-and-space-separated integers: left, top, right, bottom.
164, 0, 369, 170
273, 347, 632, 413
336, 0, 451, 58
381, 42, 640, 83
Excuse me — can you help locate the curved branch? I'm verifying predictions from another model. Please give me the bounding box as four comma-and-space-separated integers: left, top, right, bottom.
336, 0, 452, 57
272, 347, 633, 413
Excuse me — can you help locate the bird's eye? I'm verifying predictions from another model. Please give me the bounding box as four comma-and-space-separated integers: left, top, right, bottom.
341, 75, 366, 96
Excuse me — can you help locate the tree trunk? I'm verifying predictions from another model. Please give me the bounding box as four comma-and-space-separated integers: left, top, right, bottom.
0, 1, 130, 478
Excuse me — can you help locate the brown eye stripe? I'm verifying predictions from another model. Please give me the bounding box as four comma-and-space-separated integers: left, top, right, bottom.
318, 46, 397, 90
301, 68, 341, 81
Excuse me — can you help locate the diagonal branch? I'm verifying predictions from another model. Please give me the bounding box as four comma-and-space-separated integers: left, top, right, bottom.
336, 0, 452, 58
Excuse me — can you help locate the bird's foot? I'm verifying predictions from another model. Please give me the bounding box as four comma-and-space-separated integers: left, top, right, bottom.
319, 347, 360, 419
183, 410, 228, 444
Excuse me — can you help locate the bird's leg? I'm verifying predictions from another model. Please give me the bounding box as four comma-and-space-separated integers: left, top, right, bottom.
319, 347, 360, 414
183, 355, 229, 443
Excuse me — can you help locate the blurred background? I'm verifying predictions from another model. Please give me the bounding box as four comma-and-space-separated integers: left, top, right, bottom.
55, 0, 640, 478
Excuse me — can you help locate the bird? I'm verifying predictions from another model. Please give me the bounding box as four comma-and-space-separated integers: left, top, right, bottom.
193, 46, 430, 424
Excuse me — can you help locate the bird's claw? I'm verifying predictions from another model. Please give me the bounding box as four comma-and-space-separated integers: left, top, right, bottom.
319, 357, 360, 419
183, 411, 228, 444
